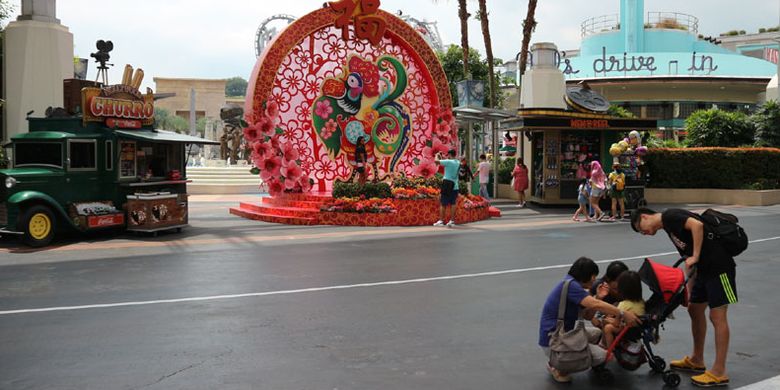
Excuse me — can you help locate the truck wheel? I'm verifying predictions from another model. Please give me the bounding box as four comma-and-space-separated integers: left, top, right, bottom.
20, 205, 56, 247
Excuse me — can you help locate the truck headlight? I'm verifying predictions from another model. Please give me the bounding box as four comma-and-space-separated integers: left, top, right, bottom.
5, 176, 16, 189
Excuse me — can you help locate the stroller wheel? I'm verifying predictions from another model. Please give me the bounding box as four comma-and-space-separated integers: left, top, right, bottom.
650, 356, 666, 373
663, 371, 681, 387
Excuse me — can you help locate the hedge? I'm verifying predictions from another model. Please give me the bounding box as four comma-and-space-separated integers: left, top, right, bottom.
332, 182, 393, 198
644, 148, 780, 189
497, 157, 516, 184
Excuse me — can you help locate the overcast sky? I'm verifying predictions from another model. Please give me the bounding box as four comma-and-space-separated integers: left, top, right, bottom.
7, 0, 779, 90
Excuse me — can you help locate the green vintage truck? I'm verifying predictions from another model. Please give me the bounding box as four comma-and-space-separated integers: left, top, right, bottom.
1, 80, 217, 247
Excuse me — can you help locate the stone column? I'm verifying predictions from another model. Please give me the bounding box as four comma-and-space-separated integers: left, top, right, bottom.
3, 0, 74, 143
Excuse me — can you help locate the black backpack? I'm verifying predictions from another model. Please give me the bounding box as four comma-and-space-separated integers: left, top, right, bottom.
699, 209, 748, 257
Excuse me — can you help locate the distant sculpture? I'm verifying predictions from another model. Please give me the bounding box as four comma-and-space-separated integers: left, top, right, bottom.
219, 105, 244, 164
219, 127, 230, 160
230, 127, 242, 164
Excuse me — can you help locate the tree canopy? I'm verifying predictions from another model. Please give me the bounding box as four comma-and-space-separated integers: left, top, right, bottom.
437, 45, 504, 108
225, 77, 248, 97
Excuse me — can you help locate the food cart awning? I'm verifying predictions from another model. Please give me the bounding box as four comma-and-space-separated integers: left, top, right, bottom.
499, 112, 657, 131
115, 129, 219, 145
453, 105, 515, 124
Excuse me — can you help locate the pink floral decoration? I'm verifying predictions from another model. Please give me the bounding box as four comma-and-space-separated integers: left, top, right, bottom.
321, 119, 337, 140
298, 177, 312, 192
314, 100, 333, 119
282, 143, 299, 162
258, 116, 275, 137
259, 155, 282, 181
266, 101, 280, 119
251, 141, 272, 159
281, 162, 303, 183
414, 159, 438, 178
267, 178, 284, 197
243, 125, 260, 143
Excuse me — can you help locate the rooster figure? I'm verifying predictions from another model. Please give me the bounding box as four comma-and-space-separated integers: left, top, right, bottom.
312, 55, 412, 183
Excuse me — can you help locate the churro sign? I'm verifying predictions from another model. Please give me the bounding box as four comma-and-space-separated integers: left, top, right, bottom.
82, 65, 155, 128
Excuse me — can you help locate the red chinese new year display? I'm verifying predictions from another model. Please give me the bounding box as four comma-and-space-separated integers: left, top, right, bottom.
231, 0, 497, 226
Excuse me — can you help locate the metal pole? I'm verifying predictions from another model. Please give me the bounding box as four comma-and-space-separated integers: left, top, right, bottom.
189, 88, 196, 136
492, 120, 499, 199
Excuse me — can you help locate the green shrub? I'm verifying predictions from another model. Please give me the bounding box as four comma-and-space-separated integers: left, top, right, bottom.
497, 157, 516, 184
685, 109, 755, 147
644, 147, 780, 189
753, 100, 780, 147
458, 180, 469, 195
391, 174, 442, 189
332, 181, 392, 198
608, 105, 636, 118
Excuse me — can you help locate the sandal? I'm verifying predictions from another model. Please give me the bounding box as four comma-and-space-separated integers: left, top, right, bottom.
691, 371, 729, 387
670, 356, 706, 372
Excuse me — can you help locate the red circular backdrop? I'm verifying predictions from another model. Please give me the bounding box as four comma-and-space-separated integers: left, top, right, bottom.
246, 7, 453, 191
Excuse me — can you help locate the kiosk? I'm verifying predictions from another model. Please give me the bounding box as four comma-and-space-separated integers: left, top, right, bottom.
0, 68, 218, 246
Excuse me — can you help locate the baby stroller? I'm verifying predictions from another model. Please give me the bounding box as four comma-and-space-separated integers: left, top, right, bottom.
599, 257, 691, 387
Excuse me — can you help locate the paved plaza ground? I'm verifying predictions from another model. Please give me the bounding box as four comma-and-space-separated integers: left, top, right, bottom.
1, 196, 779, 389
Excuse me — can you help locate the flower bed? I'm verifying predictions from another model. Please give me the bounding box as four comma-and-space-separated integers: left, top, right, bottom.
319, 197, 396, 213
319, 194, 490, 226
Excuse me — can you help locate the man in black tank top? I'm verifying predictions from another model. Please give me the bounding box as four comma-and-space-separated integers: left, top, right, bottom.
631, 207, 735, 387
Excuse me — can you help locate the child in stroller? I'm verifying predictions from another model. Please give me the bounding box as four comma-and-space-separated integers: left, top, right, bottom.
598, 271, 646, 350
597, 258, 691, 388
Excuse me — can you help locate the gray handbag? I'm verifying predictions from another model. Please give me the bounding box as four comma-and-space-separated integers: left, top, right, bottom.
548, 279, 593, 373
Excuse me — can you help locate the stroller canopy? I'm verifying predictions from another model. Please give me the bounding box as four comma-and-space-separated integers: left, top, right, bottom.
639, 258, 685, 304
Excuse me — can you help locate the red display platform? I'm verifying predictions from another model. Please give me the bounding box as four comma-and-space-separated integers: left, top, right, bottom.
229, 192, 500, 226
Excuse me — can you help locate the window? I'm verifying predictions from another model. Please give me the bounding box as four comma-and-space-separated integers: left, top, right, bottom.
106, 141, 113, 171
68, 140, 97, 171
120, 141, 137, 178
15, 143, 63, 168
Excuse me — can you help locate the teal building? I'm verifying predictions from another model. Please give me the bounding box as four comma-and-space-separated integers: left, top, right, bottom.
561, 0, 776, 136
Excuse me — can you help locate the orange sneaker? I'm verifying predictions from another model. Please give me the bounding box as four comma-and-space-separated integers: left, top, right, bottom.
670, 356, 706, 372
691, 371, 729, 387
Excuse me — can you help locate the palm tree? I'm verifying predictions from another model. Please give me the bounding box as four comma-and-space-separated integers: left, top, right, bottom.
457, 0, 471, 78
431, 0, 471, 80
476, 0, 495, 107
519, 0, 538, 77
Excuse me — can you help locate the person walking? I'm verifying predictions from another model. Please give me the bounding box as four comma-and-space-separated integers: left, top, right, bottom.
475, 154, 492, 200
631, 208, 737, 387
512, 159, 529, 207
608, 163, 626, 221
572, 179, 592, 222
589, 161, 607, 221
433, 150, 460, 227
458, 157, 473, 191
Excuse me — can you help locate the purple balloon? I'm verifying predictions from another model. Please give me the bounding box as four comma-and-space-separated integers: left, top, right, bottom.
636, 146, 648, 156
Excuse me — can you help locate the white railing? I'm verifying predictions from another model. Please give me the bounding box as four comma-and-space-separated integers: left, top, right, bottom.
645, 12, 698, 34
581, 14, 619, 37
581, 11, 699, 38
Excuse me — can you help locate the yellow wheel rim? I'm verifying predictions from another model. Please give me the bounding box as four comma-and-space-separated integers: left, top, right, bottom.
29, 213, 52, 240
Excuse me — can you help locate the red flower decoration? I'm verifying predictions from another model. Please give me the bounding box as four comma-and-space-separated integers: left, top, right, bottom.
414, 159, 438, 178
282, 143, 300, 162
267, 178, 284, 197
266, 101, 280, 119
243, 125, 260, 143
260, 155, 282, 181
258, 116, 275, 137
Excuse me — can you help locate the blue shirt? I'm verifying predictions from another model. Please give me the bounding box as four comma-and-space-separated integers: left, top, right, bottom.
440, 159, 460, 190
538, 275, 590, 347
